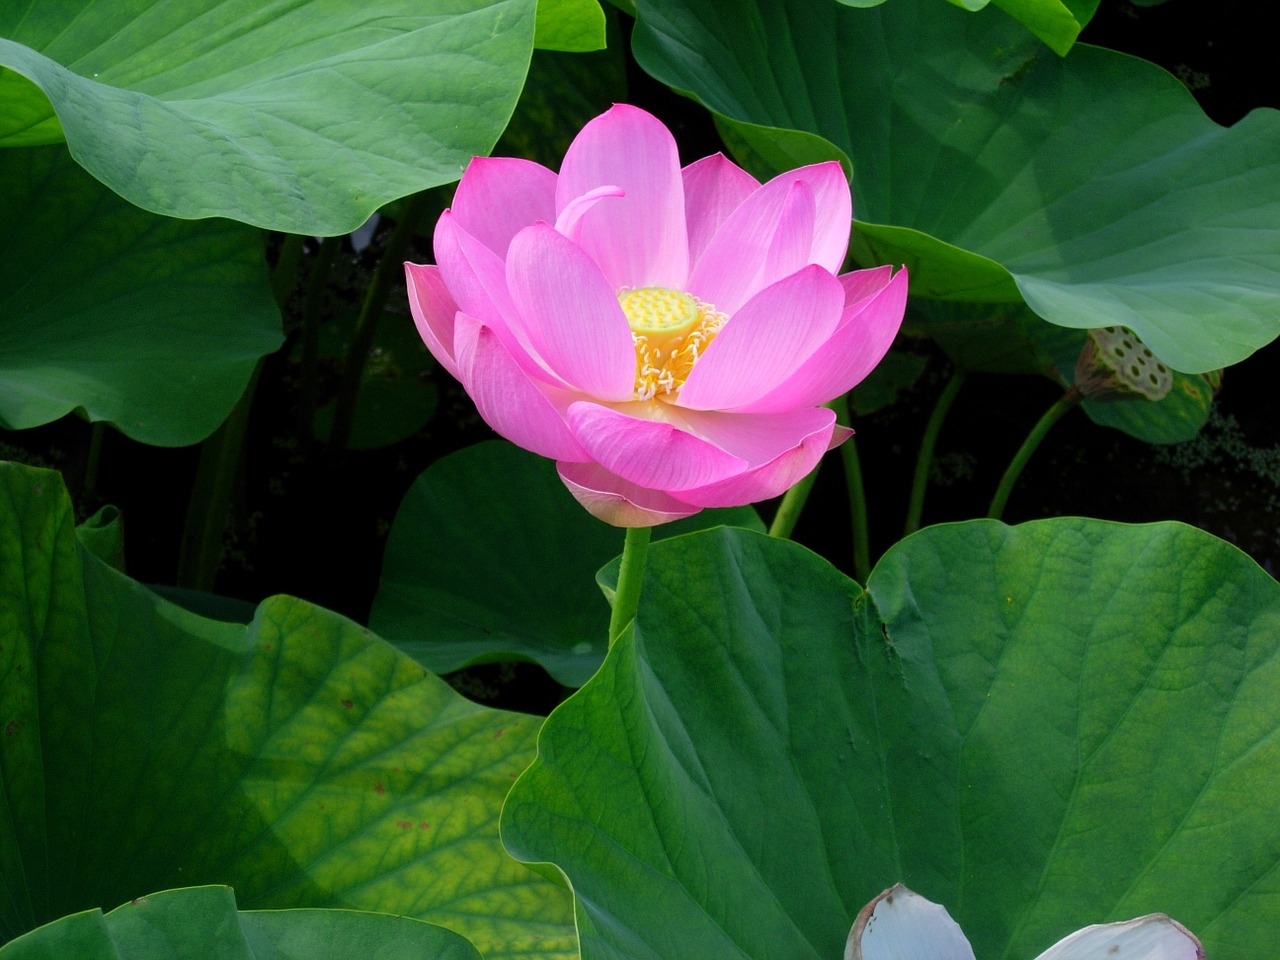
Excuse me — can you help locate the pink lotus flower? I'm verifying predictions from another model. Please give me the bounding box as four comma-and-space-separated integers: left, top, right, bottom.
406, 104, 908, 526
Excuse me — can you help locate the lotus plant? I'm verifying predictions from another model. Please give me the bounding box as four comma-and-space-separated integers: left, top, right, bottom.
406, 104, 908, 527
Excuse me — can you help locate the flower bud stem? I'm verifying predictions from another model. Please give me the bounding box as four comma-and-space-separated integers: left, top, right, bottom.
608, 525, 653, 647
987, 387, 1081, 521
768, 461, 821, 539
329, 190, 434, 452
297, 234, 342, 444
904, 370, 966, 536
835, 393, 872, 585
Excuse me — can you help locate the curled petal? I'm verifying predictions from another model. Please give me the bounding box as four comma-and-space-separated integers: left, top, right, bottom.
404, 262, 462, 381
845, 884, 975, 960
1034, 915, 1204, 960
556, 104, 689, 289
567, 401, 749, 492
688, 161, 851, 314
451, 156, 558, 257
673, 404, 837, 465
682, 153, 760, 266
557, 460, 701, 527
454, 313, 590, 463
737, 266, 908, 413
506, 223, 637, 400
555, 184, 626, 236
674, 410, 840, 508
678, 265, 844, 411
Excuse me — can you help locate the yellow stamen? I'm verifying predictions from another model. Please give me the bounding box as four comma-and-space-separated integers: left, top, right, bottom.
618, 286, 725, 401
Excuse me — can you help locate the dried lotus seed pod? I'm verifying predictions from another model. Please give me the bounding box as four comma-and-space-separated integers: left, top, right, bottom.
1074, 326, 1173, 402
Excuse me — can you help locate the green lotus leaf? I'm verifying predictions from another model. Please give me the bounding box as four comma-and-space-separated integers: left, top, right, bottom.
534, 0, 608, 52
0, 146, 280, 444
834, 0, 1096, 55
0, 885, 481, 960
632, 0, 1280, 373
0, 0, 535, 233
74, 505, 125, 572
504, 522, 1280, 960
370, 441, 763, 687
0, 460, 575, 960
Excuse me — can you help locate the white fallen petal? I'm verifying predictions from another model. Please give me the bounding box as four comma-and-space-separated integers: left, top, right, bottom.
1034, 914, 1205, 960
845, 883, 976, 960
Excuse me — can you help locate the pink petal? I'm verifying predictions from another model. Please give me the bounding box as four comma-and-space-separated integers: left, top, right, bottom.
451, 156, 557, 257
682, 153, 760, 266
839, 264, 895, 307
404, 262, 462, 381
453, 313, 590, 462
673, 405, 836, 462
675, 411, 838, 508
557, 461, 701, 527
687, 161, 851, 315
737, 266, 908, 413
799, 161, 853, 273
760, 180, 817, 286
567, 401, 749, 492
677, 265, 844, 411
436, 212, 575, 386
505, 224, 636, 400
556, 104, 689, 290
434, 211, 520, 331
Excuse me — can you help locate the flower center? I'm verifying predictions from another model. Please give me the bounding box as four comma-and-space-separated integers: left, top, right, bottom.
618, 286, 725, 402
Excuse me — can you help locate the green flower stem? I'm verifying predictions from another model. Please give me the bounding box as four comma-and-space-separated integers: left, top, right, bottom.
270, 233, 306, 306
296, 234, 342, 443
176, 234, 302, 589
177, 358, 265, 590
83, 421, 107, 499
768, 460, 820, 539
608, 525, 653, 647
328, 191, 434, 452
835, 393, 871, 584
904, 370, 966, 536
987, 386, 1081, 521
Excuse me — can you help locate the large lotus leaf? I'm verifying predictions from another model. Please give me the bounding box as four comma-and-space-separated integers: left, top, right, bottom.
369, 441, 763, 687
1, 885, 481, 960
503, 522, 1280, 960
75, 505, 124, 572
0, 0, 535, 234
835, 0, 1098, 56
0, 461, 575, 960
631, 0, 1280, 373
534, 0, 607, 52
0, 146, 280, 445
